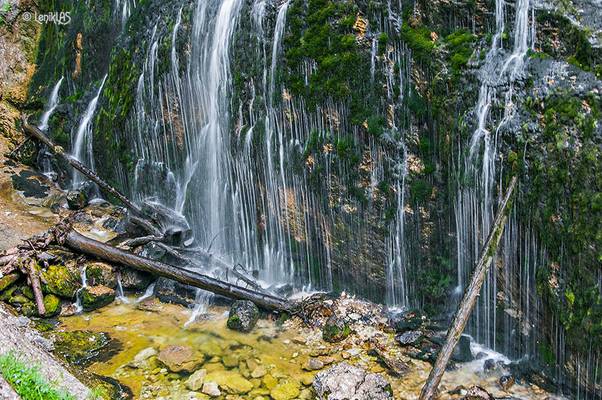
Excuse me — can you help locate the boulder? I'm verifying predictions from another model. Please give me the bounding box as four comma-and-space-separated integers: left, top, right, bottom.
322, 315, 351, 343
395, 330, 423, 346
119, 268, 153, 291
140, 201, 192, 246
270, 380, 301, 400
41, 263, 81, 298
499, 374, 515, 391
186, 369, 207, 391
464, 385, 493, 400
389, 309, 424, 332
80, 285, 115, 311
84, 262, 116, 288
313, 362, 392, 400
227, 300, 259, 332
453, 334, 473, 362
51, 330, 112, 366
157, 345, 204, 373
66, 190, 88, 210
155, 277, 197, 306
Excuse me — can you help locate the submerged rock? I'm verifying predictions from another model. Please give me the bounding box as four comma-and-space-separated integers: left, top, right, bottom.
270, 380, 301, 400
186, 368, 207, 391
313, 362, 392, 400
204, 370, 253, 394
80, 285, 115, 311
51, 330, 113, 366
227, 300, 259, 332
157, 345, 204, 373
202, 381, 221, 397
322, 315, 351, 343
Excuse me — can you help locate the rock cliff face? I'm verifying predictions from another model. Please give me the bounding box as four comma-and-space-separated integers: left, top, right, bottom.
4, 0, 601, 396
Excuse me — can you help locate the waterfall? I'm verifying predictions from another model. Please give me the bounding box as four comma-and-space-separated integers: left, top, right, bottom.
38, 76, 64, 132
455, 0, 532, 348
71, 75, 107, 188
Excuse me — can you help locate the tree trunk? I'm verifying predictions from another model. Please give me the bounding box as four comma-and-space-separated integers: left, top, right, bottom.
419, 176, 518, 400
60, 229, 291, 311
22, 121, 143, 217
26, 260, 46, 316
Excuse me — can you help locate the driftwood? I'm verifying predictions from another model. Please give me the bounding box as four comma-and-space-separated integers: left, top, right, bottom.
53, 226, 292, 312
22, 121, 143, 217
419, 176, 518, 400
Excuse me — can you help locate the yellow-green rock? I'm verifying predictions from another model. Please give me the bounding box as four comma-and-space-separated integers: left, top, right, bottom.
204, 371, 253, 394
43, 293, 60, 317
41, 264, 81, 298
270, 380, 300, 400
0, 273, 20, 292
262, 374, 278, 390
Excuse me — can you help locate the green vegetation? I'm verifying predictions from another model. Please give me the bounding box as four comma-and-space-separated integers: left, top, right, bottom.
0, 352, 75, 400
444, 30, 476, 74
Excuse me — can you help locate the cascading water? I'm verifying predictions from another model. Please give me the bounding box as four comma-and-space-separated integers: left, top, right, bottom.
38, 76, 64, 132
38, 76, 64, 177
72, 75, 107, 188
455, 0, 533, 349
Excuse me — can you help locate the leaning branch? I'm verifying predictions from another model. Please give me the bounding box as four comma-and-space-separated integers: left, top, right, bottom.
419, 176, 518, 400
22, 120, 143, 217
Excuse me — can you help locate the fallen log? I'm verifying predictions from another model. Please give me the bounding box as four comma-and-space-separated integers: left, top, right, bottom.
22, 120, 143, 217
419, 176, 518, 400
26, 260, 46, 316
56, 227, 291, 312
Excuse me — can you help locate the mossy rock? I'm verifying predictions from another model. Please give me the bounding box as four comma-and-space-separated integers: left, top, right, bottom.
84, 262, 117, 288
43, 294, 61, 317
322, 315, 351, 343
41, 263, 81, 298
51, 330, 112, 365
226, 300, 259, 333
0, 273, 20, 292
81, 285, 115, 311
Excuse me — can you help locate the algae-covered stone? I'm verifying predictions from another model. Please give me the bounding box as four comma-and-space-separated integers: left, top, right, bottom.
0, 273, 20, 292
51, 330, 111, 365
204, 371, 253, 394
157, 345, 204, 373
43, 293, 61, 317
221, 353, 239, 368
227, 300, 259, 332
262, 374, 278, 389
81, 285, 115, 311
198, 340, 223, 358
270, 380, 301, 400
322, 315, 351, 343
41, 264, 81, 298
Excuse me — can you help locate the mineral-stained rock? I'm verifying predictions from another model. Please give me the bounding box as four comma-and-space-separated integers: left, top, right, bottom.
157, 345, 204, 373
313, 362, 393, 400
322, 315, 351, 343
80, 285, 115, 311
227, 300, 259, 332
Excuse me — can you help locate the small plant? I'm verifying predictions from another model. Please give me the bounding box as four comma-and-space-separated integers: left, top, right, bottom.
0, 352, 76, 400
